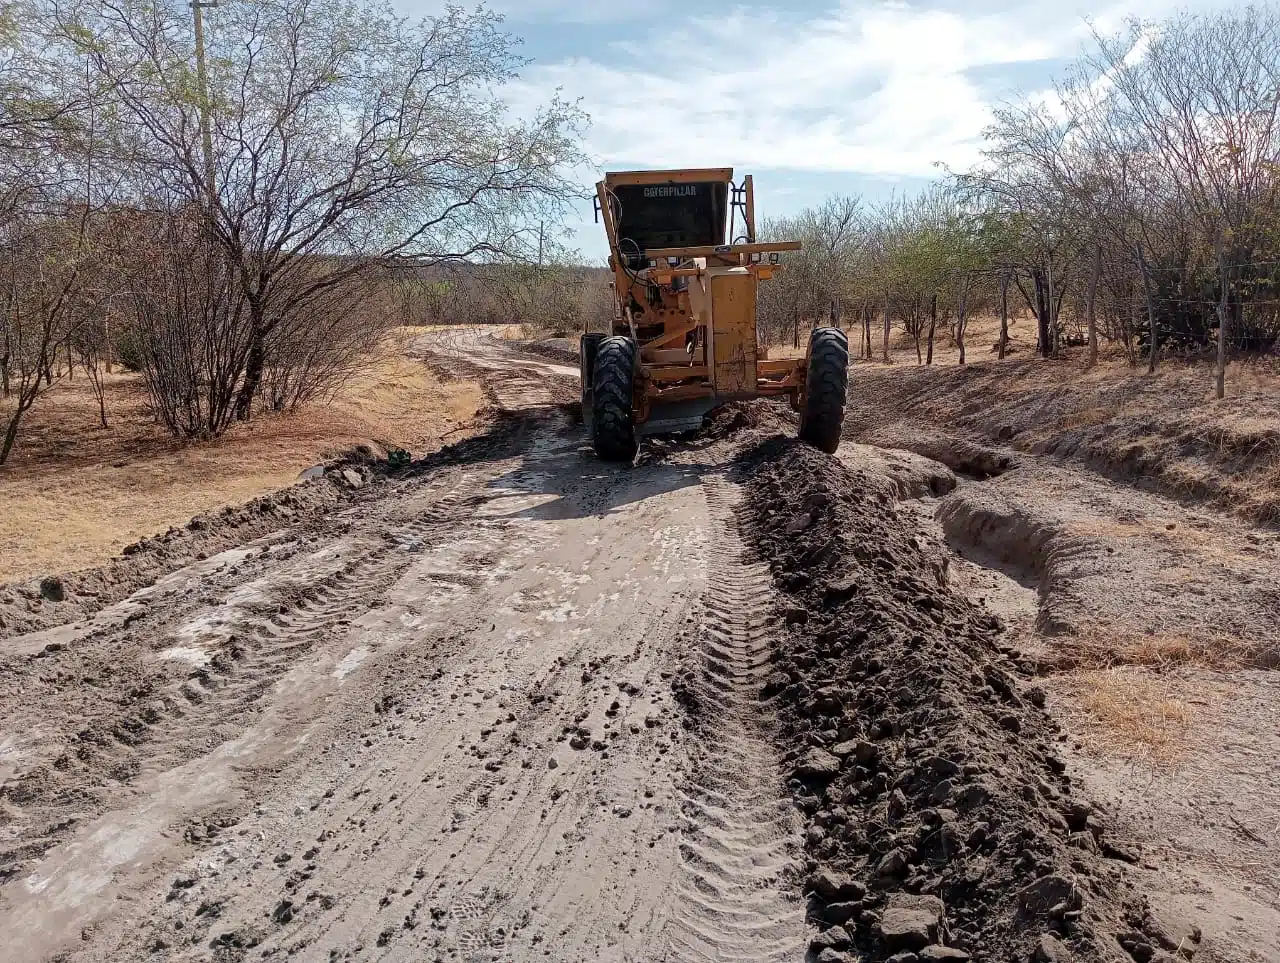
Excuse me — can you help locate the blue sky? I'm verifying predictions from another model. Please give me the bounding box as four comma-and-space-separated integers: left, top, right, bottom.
399, 0, 1225, 262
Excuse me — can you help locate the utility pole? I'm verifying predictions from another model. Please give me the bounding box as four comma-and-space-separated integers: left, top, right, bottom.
191, 0, 219, 213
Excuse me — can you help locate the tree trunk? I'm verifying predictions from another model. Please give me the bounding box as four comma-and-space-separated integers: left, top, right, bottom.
1125, 288, 1139, 365
1087, 244, 1100, 365
1, 398, 29, 465
1136, 246, 1158, 374
1215, 244, 1228, 399
926, 294, 937, 365
957, 291, 968, 365
793, 309, 800, 350
234, 337, 265, 422
88, 362, 109, 429
1034, 268, 1051, 358
863, 306, 872, 359
914, 297, 923, 364
998, 271, 1010, 360
881, 291, 890, 363
1046, 257, 1057, 357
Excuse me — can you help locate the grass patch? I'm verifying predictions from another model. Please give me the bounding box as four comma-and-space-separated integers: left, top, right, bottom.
1050, 627, 1271, 672
1061, 667, 1200, 760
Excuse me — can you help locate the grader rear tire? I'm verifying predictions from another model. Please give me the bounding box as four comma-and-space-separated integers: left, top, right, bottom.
799, 327, 849, 454
591, 336, 639, 462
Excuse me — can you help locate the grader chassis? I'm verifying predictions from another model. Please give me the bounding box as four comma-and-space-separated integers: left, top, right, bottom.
581, 168, 848, 461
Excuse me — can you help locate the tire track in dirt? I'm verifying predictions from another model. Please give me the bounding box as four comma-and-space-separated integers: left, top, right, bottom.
2, 405, 740, 962
665, 482, 805, 962
3, 338, 859, 963
0, 467, 499, 887
0, 450, 547, 958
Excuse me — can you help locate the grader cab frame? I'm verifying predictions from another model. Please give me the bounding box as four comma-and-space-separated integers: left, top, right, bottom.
581, 168, 848, 462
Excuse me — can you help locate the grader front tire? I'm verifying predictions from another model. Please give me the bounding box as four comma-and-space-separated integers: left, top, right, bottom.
591, 336, 639, 462
799, 327, 849, 454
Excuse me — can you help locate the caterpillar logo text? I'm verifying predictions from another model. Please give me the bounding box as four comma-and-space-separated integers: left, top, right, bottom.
643, 185, 698, 198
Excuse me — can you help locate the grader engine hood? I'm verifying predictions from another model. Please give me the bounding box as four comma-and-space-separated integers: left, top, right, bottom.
688, 267, 758, 398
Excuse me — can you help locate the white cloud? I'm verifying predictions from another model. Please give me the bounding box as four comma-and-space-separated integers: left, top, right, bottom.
488, 0, 1228, 255
506, 2, 1102, 179
395, 0, 648, 24
489, 0, 644, 23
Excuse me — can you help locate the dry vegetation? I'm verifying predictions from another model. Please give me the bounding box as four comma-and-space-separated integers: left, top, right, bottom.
0, 0, 590, 585
0, 339, 482, 583
1059, 668, 1201, 761
846, 312, 1280, 525
1051, 627, 1270, 673
755, 5, 1280, 418
1, 0, 584, 467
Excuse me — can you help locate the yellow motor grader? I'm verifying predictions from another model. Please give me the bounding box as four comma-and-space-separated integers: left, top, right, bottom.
582, 168, 848, 461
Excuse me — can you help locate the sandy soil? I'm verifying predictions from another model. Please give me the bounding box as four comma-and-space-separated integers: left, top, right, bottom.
0, 340, 484, 584
0, 328, 1273, 963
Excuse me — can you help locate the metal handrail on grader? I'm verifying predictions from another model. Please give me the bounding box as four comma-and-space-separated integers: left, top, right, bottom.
581, 168, 849, 461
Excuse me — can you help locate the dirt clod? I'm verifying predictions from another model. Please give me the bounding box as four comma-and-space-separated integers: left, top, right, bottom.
794, 748, 841, 778
39, 576, 66, 602
812, 923, 855, 950
919, 947, 971, 961
879, 893, 944, 950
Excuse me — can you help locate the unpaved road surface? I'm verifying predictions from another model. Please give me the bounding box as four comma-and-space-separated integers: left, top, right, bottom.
0, 336, 807, 962
0, 332, 1268, 963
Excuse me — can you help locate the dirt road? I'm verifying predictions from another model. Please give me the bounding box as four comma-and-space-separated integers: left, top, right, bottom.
0, 335, 808, 962
1, 333, 1272, 963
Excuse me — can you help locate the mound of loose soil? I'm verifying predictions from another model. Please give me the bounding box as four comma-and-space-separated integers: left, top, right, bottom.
846, 359, 1280, 526
0, 410, 549, 643
731, 434, 1186, 963
511, 336, 579, 366
0, 461, 379, 641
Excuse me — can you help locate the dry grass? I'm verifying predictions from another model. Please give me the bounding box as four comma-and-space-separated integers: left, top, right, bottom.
0, 337, 484, 584
1064, 517, 1225, 546
759, 343, 806, 361
498, 323, 547, 341
1053, 401, 1129, 432
1051, 626, 1269, 672
1062, 667, 1199, 760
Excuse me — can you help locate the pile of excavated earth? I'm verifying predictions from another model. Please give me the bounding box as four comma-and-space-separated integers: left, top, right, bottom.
694, 406, 1194, 963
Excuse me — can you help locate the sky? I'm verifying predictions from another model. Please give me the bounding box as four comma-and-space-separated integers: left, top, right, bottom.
397, 0, 1228, 262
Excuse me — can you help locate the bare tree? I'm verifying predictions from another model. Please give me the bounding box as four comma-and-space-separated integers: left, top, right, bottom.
109, 208, 251, 438
0, 208, 97, 462
0, 5, 109, 461
58, 0, 585, 432
1091, 7, 1280, 396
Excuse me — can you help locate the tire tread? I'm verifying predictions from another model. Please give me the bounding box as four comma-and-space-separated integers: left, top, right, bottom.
799, 327, 849, 454
592, 337, 638, 461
